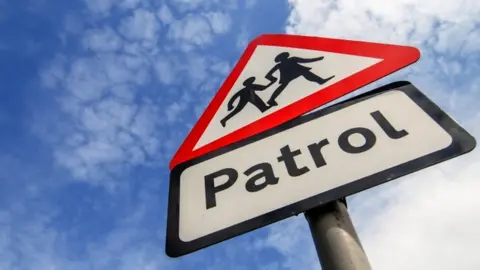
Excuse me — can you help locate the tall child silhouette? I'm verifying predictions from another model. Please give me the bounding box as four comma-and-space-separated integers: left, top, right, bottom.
265, 52, 335, 106
220, 76, 276, 127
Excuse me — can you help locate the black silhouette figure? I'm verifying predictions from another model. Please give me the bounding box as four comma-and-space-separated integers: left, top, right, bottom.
220, 76, 276, 127
264, 52, 335, 106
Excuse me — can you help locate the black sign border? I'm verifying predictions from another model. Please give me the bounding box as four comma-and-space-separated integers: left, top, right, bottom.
166, 81, 476, 257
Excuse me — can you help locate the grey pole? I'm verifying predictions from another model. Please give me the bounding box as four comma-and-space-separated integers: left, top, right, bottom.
304, 199, 372, 270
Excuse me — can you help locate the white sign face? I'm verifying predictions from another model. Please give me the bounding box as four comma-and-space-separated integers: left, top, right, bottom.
166, 81, 476, 258
179, 89, 453, 241
194, 45, 382, 150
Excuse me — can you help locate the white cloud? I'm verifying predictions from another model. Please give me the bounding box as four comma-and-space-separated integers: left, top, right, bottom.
245, 0, 257, 9
236, 28, 248, 50
0, 203, 80, 270
84, 99, 138, 132
65, 57, 111, 101
83, 0, 145, 15
57, 54, 149, 103
165, 101, 188, 123
118, 9, 160, 41
286, 0, 480, 55
354, 150, 480, 269
41, 55, 67, 89
118, 0, 143, 10
77, 140, 125, 166
210, 60, 230, 75
110, 85, 136, 102
167, 11, 232, 50
40, 50, 159, 188
154, 54, 179, 85
434, 21, 479, 55
0, 183, 171, 270
51, 97, 161, 187
205, 12, 232, 34
170, 0, 203, 12
185, 53, 209, 84
64, 13, 84, 34
255, 217, 319, 270
169, 0, 239, 12
38, 0, 248, 191
157, 4, 175, 24
83, 27, 123, 52
168, 14, 214, 48
84, 0, 115, 14
128, 101, 161, 156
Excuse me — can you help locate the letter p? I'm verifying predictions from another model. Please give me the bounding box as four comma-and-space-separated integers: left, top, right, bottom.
204, 168, 238, 209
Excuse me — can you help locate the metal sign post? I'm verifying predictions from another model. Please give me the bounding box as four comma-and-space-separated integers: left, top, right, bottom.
305, 199, 372, 270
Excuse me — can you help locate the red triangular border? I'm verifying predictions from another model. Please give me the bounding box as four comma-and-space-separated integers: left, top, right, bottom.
170, 34, 421, 169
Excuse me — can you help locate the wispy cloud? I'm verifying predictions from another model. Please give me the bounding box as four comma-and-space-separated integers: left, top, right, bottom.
0, 175, 171, 270
84, 0, 115, 14
157, 4, 175, 24
39, 0, 236, 189
83, 27, 123, 52
119, 9, 160, 41
254, 217, 319, 270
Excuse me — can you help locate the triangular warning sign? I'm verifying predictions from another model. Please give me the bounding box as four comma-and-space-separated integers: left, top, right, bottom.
170, 34, 420, 169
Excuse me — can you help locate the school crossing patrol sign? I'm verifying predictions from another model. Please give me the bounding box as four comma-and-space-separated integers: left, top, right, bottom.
169, 34, 421, 169
165, 35, 476, 258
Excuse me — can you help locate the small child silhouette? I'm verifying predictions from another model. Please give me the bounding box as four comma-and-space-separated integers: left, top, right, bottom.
220, 76, 276, 127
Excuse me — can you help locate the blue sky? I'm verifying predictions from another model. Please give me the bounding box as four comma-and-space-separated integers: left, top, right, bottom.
1, 0, 480, 269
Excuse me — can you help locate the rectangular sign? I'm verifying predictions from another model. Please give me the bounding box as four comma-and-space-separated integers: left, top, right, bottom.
166, 81, 476, 257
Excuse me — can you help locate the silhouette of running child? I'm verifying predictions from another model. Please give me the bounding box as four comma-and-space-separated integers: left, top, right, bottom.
264, 52, 335, 106
220, 76, 276, 127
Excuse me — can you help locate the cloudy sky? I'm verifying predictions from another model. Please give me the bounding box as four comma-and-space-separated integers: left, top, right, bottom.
1, 0, 480, 269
